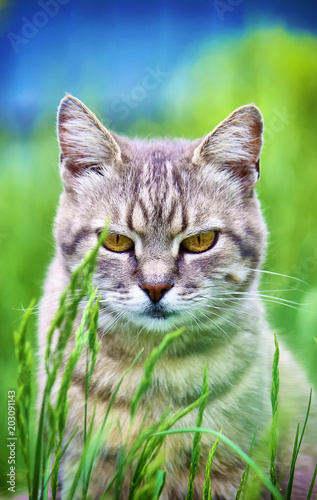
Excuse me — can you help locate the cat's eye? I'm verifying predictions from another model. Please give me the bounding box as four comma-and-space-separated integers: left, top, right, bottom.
103, 233, 134, 252
181, 230, 218, 253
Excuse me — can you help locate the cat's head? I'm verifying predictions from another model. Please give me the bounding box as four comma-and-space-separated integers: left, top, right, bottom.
55, 95, 266, 340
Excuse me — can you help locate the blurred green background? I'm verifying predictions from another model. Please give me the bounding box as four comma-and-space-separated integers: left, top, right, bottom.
1, 0, 317, 495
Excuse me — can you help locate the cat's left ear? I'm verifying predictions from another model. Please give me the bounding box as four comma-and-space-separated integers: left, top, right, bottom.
192, 105, 263, 191
57, 95, 121, 189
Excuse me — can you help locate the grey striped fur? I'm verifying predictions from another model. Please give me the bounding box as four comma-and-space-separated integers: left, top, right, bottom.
39, 96, 316, 499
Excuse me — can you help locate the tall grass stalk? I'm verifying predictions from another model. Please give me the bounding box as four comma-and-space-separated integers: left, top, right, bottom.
152, 428, 284, 500
270, 332, 280, 498
81, 349, 144, 499
235, 430, 257, 500
186, 363, 209, 500
124, 390, 208, 500
202, 432, 221, 500
14, 224, 315, 500
130, 326, 185, 420
14, 225, 109, 500
307, 464, 317, 500
14, 298, 36, 498
284, 388, 313, 500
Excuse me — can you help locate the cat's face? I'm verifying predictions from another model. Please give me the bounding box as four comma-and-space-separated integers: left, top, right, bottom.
55, 96, 266, 338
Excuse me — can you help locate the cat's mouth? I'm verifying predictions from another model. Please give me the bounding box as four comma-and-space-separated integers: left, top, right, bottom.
145, 304, 176, 320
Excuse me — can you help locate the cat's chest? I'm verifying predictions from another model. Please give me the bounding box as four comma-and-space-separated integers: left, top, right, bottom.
70, 327, 271, 437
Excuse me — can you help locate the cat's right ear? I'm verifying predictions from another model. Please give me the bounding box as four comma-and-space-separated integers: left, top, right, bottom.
192, 105, 263, 193
57, 95, 121, 189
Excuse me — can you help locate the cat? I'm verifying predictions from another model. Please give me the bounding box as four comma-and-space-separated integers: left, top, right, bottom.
39, 95, 317, 499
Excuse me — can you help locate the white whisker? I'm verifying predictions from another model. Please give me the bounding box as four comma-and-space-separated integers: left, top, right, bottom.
245, 267, 308, 286
198, 307, 246, 333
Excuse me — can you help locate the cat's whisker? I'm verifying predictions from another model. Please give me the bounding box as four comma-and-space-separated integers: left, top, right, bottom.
24, 291, 89, 316
188, 303, 232, 340
221, 295, 309, 310
244, 267, 309, 286
191, 292, 264, 310
184, 310, 206, 332
99, 308, 127, 335
198, 306, 247, 333
136, 324, 150, 338
213, 291, 305, 305
101, 316, 122, 335
197, 297, 263, 316
205, 315, 232, 341
213, 296, 311, 312
186, 296, 265, 322
13, 305, 39, 315
253, 287, 299, 293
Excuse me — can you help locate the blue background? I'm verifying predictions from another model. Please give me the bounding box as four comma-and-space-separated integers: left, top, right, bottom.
1, 0, 317, 133
1, 2, 317, 493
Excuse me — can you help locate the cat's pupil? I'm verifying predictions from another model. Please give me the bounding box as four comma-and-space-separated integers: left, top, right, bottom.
197, 234, 200, 245
116, 234, 120, 244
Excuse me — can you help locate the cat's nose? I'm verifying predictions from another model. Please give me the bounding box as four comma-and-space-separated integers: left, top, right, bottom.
140, 282, 173, 304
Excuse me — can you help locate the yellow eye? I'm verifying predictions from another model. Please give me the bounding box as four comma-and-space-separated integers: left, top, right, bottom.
103, 233, 134, 252
181, 231, 217, 253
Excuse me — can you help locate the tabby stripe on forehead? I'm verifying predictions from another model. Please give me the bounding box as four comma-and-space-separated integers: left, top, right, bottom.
154, 201, 163, 221
167, 199, 177, 225
181, 202, 189, 232
126, 202, 134, 231
138, 198, 149, 223
126, 199, 149, 231
227, 231, 259, 261
61, 228, 90, 256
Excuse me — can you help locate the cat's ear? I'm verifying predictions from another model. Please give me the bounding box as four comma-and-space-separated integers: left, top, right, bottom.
192, 105, 263, 191
57, 95, 121, 188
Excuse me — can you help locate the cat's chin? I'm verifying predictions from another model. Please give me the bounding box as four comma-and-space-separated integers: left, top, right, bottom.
146, 306, 175, 320
133, 310, 181, 334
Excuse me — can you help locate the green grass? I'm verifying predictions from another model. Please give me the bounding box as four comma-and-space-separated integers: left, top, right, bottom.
1, 26, 317, 494
13, 235, 315, 499
270, 333, 280, 498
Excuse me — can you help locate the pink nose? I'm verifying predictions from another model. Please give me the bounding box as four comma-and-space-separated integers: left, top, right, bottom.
140, 282, 173, 303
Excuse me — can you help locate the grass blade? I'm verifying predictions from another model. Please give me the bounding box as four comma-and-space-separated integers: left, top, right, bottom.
66, 408, 97, 500
270, 333, 280, 499
284, 423, 299, 500
186, 362, 209, 500
307, 464, 317, 500
236, 429, 257, 500
285, 389, 312, 500
31, 397, 46, 500
203, 432, 221, 500
153, 470, 166, 499
41, 429, 77, 496
130, 327, 185, 420
85, 349, 144, 498
126, 377, 208, 499
14, 299, 36, 498
152, 428, 284, 500
115, 443, 125, 500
